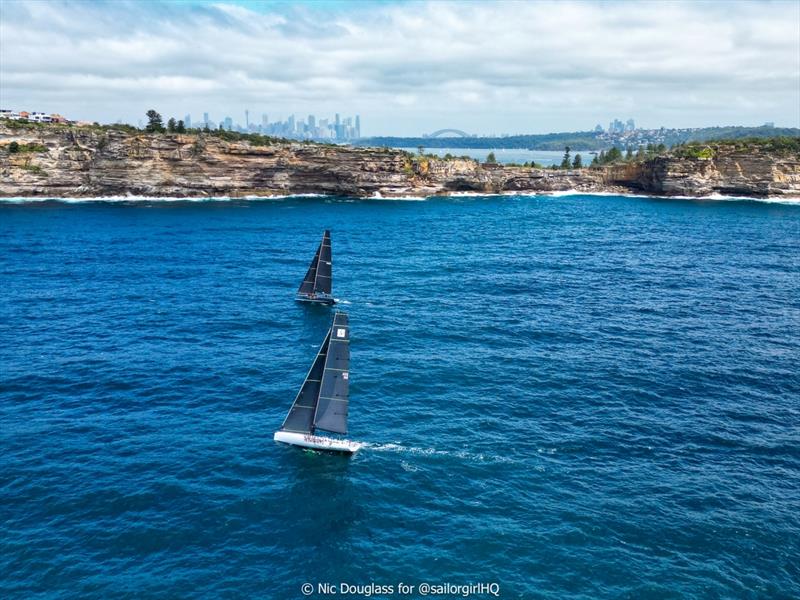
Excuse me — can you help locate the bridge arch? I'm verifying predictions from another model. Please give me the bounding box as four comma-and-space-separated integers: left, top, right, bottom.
427, 128, 470, 138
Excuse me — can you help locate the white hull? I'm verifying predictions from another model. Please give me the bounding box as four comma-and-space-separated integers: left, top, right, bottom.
274, 430, 362, 454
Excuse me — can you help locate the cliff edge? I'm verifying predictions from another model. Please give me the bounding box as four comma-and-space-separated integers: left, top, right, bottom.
1, 124, 798, 198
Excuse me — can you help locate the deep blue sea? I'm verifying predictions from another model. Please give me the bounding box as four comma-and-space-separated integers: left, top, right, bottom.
1, 194, 799, 599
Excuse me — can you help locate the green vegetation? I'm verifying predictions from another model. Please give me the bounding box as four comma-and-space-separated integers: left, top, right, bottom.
145, 109, 165, 133
674, 136, 800, 156
485, 152, 497, 164
590, 146, 624, 167
673, 145, 715, 159
21, 164, 46, 175
6, 141, 46, 153
560, 146, 571, 169
358, 126, 800, 152
572, 154, 582, 169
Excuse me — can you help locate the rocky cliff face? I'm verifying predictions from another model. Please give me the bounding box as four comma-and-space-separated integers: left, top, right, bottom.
607, 146, 800, 197
1, 124, 798, 198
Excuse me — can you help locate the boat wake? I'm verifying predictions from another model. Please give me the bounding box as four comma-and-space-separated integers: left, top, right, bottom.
363, 442, 515, 464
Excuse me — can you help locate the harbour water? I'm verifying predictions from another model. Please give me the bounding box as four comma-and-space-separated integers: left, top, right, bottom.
1, 194, 798, 598
395, 147, 581, 165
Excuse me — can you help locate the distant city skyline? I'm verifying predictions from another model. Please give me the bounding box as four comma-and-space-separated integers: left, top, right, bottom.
168, 110, 362, 140
1, 1, 798, 135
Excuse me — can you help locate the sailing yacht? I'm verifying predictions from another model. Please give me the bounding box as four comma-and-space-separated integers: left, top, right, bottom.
274, 311, 362, 454
296, 230, 335, 305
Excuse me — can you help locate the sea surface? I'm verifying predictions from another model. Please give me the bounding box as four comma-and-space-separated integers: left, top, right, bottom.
1, 194, 799, 599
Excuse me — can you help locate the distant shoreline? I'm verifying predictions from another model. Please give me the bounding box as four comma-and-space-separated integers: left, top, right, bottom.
2, 123, 799, 199
2, 191, 799, 205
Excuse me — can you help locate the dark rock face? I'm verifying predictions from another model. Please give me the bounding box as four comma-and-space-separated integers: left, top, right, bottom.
1, 125, 798, 198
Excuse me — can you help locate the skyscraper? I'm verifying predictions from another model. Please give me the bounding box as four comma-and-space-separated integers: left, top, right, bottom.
262, 113, 268, 127
184, 114, 192, 129
245, 109, 249, 129
203, 112, 209, 128
355, 115, 361, 138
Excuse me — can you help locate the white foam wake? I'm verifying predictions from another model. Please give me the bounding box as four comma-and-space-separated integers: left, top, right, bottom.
363, 442, 514, 463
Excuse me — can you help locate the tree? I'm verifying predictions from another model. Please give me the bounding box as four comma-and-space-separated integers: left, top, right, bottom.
590, 154, 599, 167
176, 120, 186, 134
8, 141, 19, 153
572, 153, 582, 169
560, 145, 571, 169
656, 143, 666, 153
145, 109, 164, 133
606, 146, 622, 162
636, 145, 645, 160
625, 147, 633, 161
486, 152, 497, 164
417, 145, 425, 156
167, 117, 177, 133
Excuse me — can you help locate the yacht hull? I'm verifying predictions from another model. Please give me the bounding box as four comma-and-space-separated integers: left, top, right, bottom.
295, 293, 335, 305
274, 430, 362, 454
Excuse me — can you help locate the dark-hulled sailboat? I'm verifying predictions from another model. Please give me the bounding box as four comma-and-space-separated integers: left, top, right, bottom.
296, 230, 335, 305
274, 311, 362, 453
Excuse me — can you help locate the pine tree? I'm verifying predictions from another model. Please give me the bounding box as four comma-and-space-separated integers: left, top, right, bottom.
176, 120, 186, 134
572, 154, 582, 169
560, 145, 571, 169
167, 118, 177, 133
145, 110, 164, 133
486, 152, 497, 164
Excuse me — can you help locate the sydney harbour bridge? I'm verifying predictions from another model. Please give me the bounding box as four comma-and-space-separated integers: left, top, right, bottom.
423, 128, 473, 138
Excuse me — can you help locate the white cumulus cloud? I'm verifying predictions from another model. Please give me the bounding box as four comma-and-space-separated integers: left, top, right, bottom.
0, 0, 798, 134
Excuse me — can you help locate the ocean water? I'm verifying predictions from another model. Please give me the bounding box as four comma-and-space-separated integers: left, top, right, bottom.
1, 194, 799, 599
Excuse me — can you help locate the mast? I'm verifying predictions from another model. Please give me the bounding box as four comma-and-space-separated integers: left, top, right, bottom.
312, 230, 332, 296
313, 311, 349, 434
280, 327, 331, 434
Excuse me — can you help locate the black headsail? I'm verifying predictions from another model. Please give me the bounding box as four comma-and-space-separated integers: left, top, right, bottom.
298, 240, 321, 296
313, 312, 349, 434
313, 230, 332, 295
298, 230, 332, 297
280, 327, 331, 434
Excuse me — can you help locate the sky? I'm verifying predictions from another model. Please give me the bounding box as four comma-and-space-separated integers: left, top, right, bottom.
1, 0, 799, 136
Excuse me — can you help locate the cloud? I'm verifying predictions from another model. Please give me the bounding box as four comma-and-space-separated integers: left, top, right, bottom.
1, 0, 798, 134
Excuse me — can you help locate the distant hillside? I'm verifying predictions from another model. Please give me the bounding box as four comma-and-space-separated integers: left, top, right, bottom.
355, 126, 800, 151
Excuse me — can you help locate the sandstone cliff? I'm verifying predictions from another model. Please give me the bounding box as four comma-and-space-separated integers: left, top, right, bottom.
1, 124, 798, 198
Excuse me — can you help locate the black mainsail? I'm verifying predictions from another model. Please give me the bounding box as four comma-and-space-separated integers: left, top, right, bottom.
313, 312, 349, 434
279, 312, 349, 435
280, 327, 330, 433
297, 230, 332, 299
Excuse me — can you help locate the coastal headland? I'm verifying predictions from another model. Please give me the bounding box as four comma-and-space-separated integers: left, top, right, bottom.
1, 123, 798, 199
